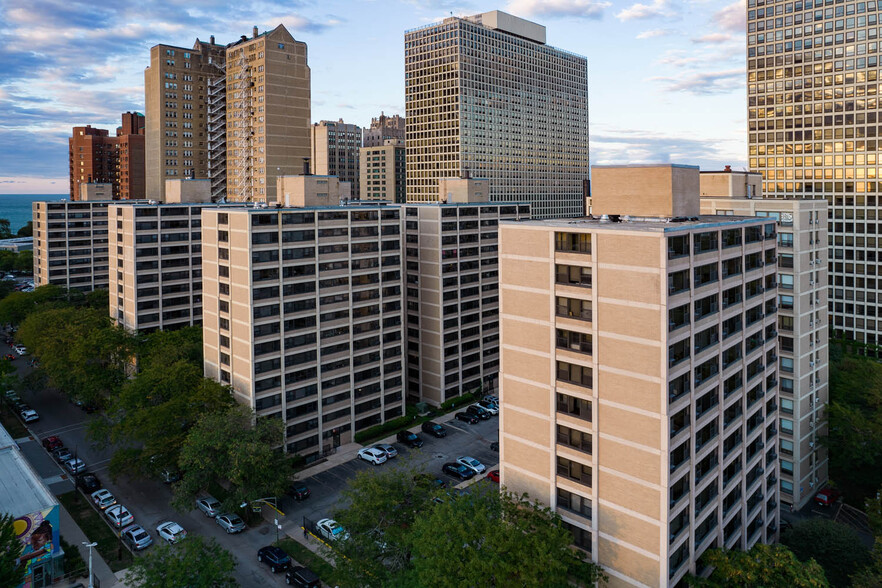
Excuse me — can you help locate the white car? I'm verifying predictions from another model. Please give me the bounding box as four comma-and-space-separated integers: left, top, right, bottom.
156, 521, 187, 544
316, 518, 349, 542
357, 447, 387, 465
196, 496, 222, 518
64, 458, 86, 474
12, 345, 26, 356
20, 408, 39, 423
105, 504, 134, 528
90, 489, 116, 510
457, 456, 486, 475
476, 399, 499, 415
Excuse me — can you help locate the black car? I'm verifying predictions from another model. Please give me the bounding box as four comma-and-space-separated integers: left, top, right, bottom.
286, 566, 320, 587
455, 411, 479, 424
421, 421, 447, 438
396, 430, 424, 448
442, 462, 476, 481
289, 482, 310, 501
257, 545, 291, 573
466, 405, 491, 420
76, 473, 101, 493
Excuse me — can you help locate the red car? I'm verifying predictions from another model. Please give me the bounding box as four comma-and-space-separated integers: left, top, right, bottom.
486, 470, 500, 483
42, 436, 63, 451
814, 488, 842, 507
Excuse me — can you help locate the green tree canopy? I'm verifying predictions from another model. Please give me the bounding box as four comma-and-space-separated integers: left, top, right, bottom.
122, 535, 236, 588
12, 250, 31, 274
16, 221, 32, 238
695, 543, 828, 588
0, 219, 11, 240
781, 518, 872, 587
0, 513, 25, 588
852, 487, 882, 587
174, 405, 291, 512
0, 284, 67, 325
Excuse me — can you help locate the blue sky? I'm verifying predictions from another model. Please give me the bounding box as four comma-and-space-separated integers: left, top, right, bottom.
0, 0, 745, 194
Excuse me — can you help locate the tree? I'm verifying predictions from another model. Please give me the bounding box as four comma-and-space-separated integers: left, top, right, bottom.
12, 250, 32, 274
0, 513, 25, 588
0, 251, 14, 273
0, 219, 11, 240
0, 284, 68, 326
16, 221, 32, 238
694, 543, 828, 587
852, 487, 882, 587
781, 518, 871, 587
123, 535, 236, 588
174, 405, 291, 512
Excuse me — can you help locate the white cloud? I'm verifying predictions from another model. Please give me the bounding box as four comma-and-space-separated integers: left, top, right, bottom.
692, 32, 734, 43
714, 0, 745, 33
636, 28, 675, 39
651, 68, 744, 94
616, 0, 676, 21
505, 0, 611, 19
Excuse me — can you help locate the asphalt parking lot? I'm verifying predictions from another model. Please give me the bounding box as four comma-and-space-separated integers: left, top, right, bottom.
285, 414, 500, 525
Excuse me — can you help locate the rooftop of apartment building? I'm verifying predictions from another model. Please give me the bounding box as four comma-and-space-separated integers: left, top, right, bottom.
516, 214, 767, 233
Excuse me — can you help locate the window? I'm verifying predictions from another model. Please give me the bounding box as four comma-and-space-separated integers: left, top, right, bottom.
780, 357, 794, 373
669, 304, 690, 331
555, 232, 591, 253
557, 488, 592, 519
668, 235, 690, 259
556, 297, 591, 321
557, 457, 592, 486
780, 439, 794, 455
778, 233, 794, 248
557, 361, 592, 388
694, 231, 718, 254
779, 274, 794, 289
781, 480, 794, 494
668, 269, 690, 295
556, 264, 592, 287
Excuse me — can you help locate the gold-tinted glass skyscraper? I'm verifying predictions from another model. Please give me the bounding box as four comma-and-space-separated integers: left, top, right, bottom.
404, 10, 589, 219
747, 0, 880, 342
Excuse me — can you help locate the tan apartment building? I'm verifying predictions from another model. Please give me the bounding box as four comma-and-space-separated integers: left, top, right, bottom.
363, 112, 405, 148
403, 178, 530, 406
405, 10, 589, 218
500, 165, 780, 587
701, 170, 829, 511
360, 139, 405, 203
225, 25, 311, 203
201, 197, 405, 459
311, 119, 362, 199
145, 37, 226, 201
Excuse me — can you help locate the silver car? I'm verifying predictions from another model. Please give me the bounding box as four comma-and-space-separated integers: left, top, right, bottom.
216, 513, 246, 534
121, 524, 153, 550
196, 496, 222, 517
374, 443, 398, 459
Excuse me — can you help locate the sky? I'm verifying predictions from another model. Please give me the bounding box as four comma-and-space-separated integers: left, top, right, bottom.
0, 0, 746, 194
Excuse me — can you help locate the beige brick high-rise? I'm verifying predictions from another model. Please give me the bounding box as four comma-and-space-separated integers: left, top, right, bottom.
145, 38, 226, 201
225, 25, 311, 203
311, 120, 362, 199
360, 139, 405, 202
404, 10, 589, 218
500, 165, 780, 586
701, 170, 829, 511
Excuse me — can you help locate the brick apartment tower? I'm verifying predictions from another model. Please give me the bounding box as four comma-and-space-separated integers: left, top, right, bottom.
69, 112, 146, 200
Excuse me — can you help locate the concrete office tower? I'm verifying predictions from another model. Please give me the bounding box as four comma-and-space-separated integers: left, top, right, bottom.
145, 37, 227, 201
225, 25, 311, 203
201, 202, 405, 458
311, 119, 362, 200
404, 178, 530, 406
701, 169, 829, 511
363, 112, 405, 148
32, 199, 118, 291
404, 10, 589, 219
69, 113, 146, 201
360, 139, 406, 202
500, 165, 780, 587
747, 1, 881, 344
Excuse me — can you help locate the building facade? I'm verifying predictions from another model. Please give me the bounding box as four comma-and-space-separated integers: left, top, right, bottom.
116, 112, 146, 200
360, 139, 405, 202
69, 125, 113, 200
32, 199, 117, 291
201, 204, 405, 459
500, 165, 780, 586
404, 10, 589, 218
311, 119, 362, 200
746, 0, 881, 344
363, 112, 405, 148
701, 170, 829, 511
145, 38, 226, 201
225, 25, 311, 203
69, 112, 145, 201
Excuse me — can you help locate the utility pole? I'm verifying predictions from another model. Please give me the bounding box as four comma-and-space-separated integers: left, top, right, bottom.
83, 541, 97, 588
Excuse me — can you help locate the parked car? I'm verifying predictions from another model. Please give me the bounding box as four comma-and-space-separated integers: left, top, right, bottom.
77, 473, 101, 493
421, 421, 447, 438
122, 524, 153, 550
289, 481, 310, 501
12, 345, 26, 356
455, 411, 479, 424
160, 469, 181, 484
42, 436, 63, 451
484, 395, 499, 404
457, 456, 486, 474
286, 566, 320, 587
156, 521, 187, 544
357, 447, 388, 465
64, 458, 86, 474
413, 473, 447, 489
90, 489, 116, 510
3, 354, 15, 361
52, 447, 73, 463
396, 430, 424, 448
316, 518, 349, 542
257, 545, 291, 573
20, 408, 39, 423
486, 470, 501, 483
815, 488, 842, 507
476, 399, 499, 415
216, 514, 246, 534
196, 496, 222, 518
466, 405, 492, 420
442, 462, 476, 481
105, 504, 134, 528
373, 443, 397, 459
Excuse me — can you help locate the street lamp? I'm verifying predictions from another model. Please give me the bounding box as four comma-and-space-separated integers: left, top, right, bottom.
82, 541, 97, 588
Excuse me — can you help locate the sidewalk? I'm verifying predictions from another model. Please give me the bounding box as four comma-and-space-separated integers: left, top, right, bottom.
55, 501, 118, 588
